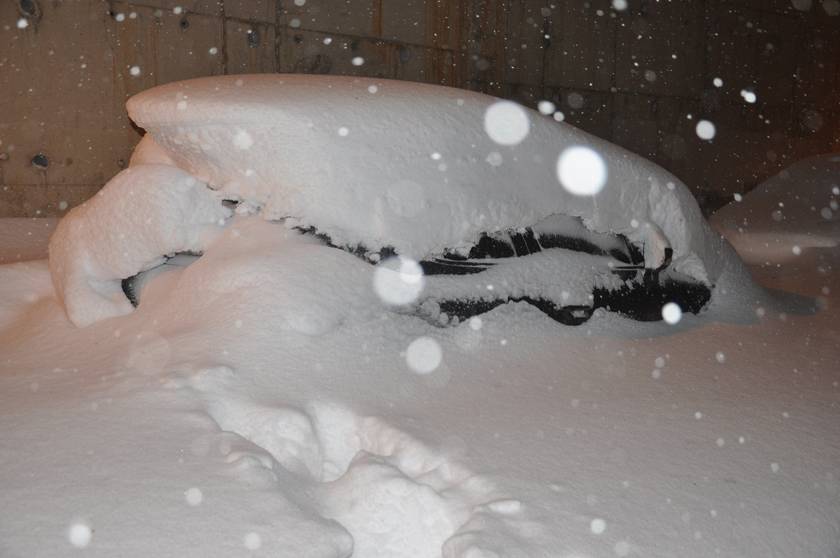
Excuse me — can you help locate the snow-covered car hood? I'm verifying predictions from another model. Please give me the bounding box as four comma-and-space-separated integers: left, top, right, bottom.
127, 74, 737, 287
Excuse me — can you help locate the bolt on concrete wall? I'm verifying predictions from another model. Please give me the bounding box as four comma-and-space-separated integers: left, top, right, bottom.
1, 0, 838, 217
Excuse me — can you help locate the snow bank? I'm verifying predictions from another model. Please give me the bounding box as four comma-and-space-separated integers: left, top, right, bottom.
48, 164, 230, 327
126, 74, 739, 287
712, 154, 840, 261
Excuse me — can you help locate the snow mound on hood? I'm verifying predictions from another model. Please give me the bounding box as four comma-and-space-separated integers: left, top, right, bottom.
48, 164, 230, 327
126, 74, 736, 286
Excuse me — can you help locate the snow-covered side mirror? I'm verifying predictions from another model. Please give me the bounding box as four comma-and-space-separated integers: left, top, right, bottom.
48, 164, 230, 327
642, 222, 672, 271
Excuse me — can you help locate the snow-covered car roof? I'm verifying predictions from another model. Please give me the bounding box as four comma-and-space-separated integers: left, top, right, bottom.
127, 74, 734, 287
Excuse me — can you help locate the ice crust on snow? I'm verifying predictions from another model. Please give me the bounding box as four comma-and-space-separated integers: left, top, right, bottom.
48, 164, 230, 327
126, 74, 737, 286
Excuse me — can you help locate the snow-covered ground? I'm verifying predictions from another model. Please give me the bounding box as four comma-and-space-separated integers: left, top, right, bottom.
1, 155, 839, 557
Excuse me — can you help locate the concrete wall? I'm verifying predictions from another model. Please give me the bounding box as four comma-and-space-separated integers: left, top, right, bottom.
2, 0, 838, 217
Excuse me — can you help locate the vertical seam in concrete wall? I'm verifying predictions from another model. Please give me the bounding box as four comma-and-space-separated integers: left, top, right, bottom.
372, 0, 383, 38
789, 15, 805, 134
274, 1, 283, 73
608, 2, 618, 143
220, 0, 229, 74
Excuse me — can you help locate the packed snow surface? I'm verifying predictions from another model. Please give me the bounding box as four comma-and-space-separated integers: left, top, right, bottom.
2, 190, 838, 556
127, 74, 741, 286
3, 155, 839, 557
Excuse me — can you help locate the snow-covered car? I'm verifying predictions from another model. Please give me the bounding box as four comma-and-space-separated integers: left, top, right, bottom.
50, 75, 743, 328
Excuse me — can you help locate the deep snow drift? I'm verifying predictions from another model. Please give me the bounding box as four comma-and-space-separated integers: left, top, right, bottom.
1, 155, 838, 557
50, 75, 754, 329
126, 74, 738, 286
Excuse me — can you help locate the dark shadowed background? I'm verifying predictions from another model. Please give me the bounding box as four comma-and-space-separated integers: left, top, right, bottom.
2, 0, 838, 217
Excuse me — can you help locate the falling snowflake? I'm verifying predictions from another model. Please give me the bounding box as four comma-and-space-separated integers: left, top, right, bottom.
373, 256, 424, 305
485, 151, 503, 166
537, 100, 556, 115
68, 523, 92, 548
557, 146, 607, 196
184, 487, 203, 506
661, 302, 682, 324
244, 532, 262, 550
233, 129, 254, 150
567, 92, 585, 109
695, 120, 716, 140
405, 337, 442, 374
484, 101, 530, 146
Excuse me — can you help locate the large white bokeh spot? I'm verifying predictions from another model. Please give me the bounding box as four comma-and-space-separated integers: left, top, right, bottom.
373, 256, 425, 305
483, 101, 530, 146
405, 337, 442, 374
557, 146, 607, 196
